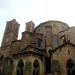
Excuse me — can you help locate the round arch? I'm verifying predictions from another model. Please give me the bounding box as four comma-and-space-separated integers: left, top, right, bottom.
33, 59, 40, 75
16, 59, 24, 75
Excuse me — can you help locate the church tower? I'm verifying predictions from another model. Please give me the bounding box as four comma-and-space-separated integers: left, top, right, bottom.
1, 19, 20, 47
26, 21, 35, 32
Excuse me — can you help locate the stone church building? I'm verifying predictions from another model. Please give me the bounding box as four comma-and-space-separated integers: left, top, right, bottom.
0, 19, 75, 75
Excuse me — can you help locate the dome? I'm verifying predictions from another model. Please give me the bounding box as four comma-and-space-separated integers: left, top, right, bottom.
34, 20, 69, 35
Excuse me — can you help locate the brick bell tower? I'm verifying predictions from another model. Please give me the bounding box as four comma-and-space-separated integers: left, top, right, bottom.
1, 19, 20, 47
25, 21, 35, 32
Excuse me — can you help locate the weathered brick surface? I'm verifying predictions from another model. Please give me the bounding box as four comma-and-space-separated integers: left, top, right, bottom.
53, 44, 75, 75
0, 20, 75, 75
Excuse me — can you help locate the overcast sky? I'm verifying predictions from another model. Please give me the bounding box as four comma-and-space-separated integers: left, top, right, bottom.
0, 0, 75, 46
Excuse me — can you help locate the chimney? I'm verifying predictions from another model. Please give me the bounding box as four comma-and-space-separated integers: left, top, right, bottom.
25, 21, 35, 32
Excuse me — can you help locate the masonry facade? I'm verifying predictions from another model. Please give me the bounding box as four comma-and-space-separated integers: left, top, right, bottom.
0, 19, 75, 75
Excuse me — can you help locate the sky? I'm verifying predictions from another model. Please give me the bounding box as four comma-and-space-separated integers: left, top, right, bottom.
0, 0, 75, 46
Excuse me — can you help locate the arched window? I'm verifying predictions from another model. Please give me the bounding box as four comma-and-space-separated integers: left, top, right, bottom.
53, 35, 59, 48
66, 59, 75, 75
17, 59, 24, 75
33, 59, 40, 75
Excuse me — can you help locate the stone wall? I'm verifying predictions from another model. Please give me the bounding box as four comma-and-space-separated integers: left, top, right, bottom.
53, 44, 75, 75
12, 54, 45, 75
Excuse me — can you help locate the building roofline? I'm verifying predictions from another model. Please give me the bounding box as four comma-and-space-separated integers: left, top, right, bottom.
58, 27, 75, 33
53, 42, 75, 53
13, 45, 45, 57
34, 20, 69, 32
12, 40, 21, 43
